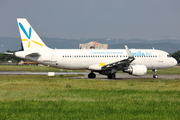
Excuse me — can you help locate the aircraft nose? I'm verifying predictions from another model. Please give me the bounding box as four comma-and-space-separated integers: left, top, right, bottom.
172, 58, 177, 66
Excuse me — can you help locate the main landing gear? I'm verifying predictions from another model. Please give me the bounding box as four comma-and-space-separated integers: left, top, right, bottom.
152, 69, 158, 79
88, 72, 96, 78
107, 73, 116, 79
88, 72, 116, 79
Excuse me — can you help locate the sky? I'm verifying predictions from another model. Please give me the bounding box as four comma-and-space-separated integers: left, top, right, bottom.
0, 0, 180, 40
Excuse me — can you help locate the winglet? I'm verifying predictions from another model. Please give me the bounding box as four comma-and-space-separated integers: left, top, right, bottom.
125, 45, 133, 58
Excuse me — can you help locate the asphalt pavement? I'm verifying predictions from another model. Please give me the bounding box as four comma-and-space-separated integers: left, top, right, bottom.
0, 71, 180, 79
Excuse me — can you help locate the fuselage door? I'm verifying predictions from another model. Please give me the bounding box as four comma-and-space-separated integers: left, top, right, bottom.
51, 51, 57, 64
158, 52, 163, 68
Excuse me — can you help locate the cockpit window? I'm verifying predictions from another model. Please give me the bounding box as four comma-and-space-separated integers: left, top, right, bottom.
167, 54, 171, 57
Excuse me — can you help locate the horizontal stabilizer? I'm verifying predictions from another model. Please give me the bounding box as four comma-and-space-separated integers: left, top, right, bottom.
3, 52, 14, 55
26, 53, 40, 57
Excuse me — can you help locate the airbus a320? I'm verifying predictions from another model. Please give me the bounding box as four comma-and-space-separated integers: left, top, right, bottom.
5, 18, 177, 79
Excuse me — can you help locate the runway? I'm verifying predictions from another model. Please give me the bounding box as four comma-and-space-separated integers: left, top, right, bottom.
0, 71, 180, 79
0, 71, 87, 75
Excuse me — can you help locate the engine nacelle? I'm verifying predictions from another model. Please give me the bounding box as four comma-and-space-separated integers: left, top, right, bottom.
123, 65, 147, 76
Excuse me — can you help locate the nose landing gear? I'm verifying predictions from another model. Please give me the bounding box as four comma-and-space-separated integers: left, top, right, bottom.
152, 69, 158, 78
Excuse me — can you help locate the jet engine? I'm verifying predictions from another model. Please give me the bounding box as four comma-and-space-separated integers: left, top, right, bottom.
123, 65, 147, 76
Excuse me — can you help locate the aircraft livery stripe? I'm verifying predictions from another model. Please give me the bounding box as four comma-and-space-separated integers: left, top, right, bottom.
32, 40, 44, 46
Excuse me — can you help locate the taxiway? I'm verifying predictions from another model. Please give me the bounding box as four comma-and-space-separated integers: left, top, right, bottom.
0, 71, 179, 79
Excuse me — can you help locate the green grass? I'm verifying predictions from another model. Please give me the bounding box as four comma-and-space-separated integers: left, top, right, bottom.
0, 65, 60, 72
0, 75, 180, 120
147, 67, 180, 75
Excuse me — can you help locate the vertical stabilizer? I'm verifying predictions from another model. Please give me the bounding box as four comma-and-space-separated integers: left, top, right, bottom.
17, 18, 50, 51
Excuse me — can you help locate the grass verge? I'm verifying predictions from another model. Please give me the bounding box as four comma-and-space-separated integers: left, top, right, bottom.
0, 75, 180, 120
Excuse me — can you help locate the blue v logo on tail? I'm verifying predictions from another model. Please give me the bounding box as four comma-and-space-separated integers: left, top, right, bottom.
19, 22, 32, 39
18, 21, 44, 48
17, 18, 50, 50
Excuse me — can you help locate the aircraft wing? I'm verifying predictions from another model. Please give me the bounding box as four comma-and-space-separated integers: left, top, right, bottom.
102, 45, 135, 70
101, 56, 134, 70
88, 45, 135, 71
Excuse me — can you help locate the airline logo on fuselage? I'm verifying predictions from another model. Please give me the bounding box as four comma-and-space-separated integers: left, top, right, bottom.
132, 51, 152, 56
90, 52, 123, 54
18, 22, 43, 48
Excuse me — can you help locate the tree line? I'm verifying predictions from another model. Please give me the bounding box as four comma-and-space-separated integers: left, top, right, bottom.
0, 50, 180, 64
171, 51, 180, 64
0, 51, 22, 63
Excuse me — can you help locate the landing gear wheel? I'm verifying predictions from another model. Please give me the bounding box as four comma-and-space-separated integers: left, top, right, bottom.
152, 69, 158, 79
107, 74, 116, 79
153, 74, 158, 79
88, 73, 96, 79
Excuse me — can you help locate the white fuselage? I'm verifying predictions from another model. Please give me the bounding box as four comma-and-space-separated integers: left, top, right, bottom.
15, 48, 177, 71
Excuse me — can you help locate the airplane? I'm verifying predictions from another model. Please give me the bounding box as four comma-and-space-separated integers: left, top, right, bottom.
6, 18, 177, 79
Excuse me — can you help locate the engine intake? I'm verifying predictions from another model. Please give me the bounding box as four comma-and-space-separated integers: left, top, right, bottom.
123, 65, 147, 76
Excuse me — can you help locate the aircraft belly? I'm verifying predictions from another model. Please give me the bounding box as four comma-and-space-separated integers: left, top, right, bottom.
58, 58, 111, 70
132, 58, 160, 70
58, 59, 88, 69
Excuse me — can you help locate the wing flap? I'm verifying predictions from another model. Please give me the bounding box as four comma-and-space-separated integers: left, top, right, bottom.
102, 57, 134, 69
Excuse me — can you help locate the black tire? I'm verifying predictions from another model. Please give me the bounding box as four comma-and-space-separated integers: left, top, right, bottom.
88, 73, 96, 79
91, 73, 96, 78
107, 74, 116, 79
111, 74, 116, 79
153, 74, 158, 79
88, 73, 91, 78
108, 74, 112, 79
